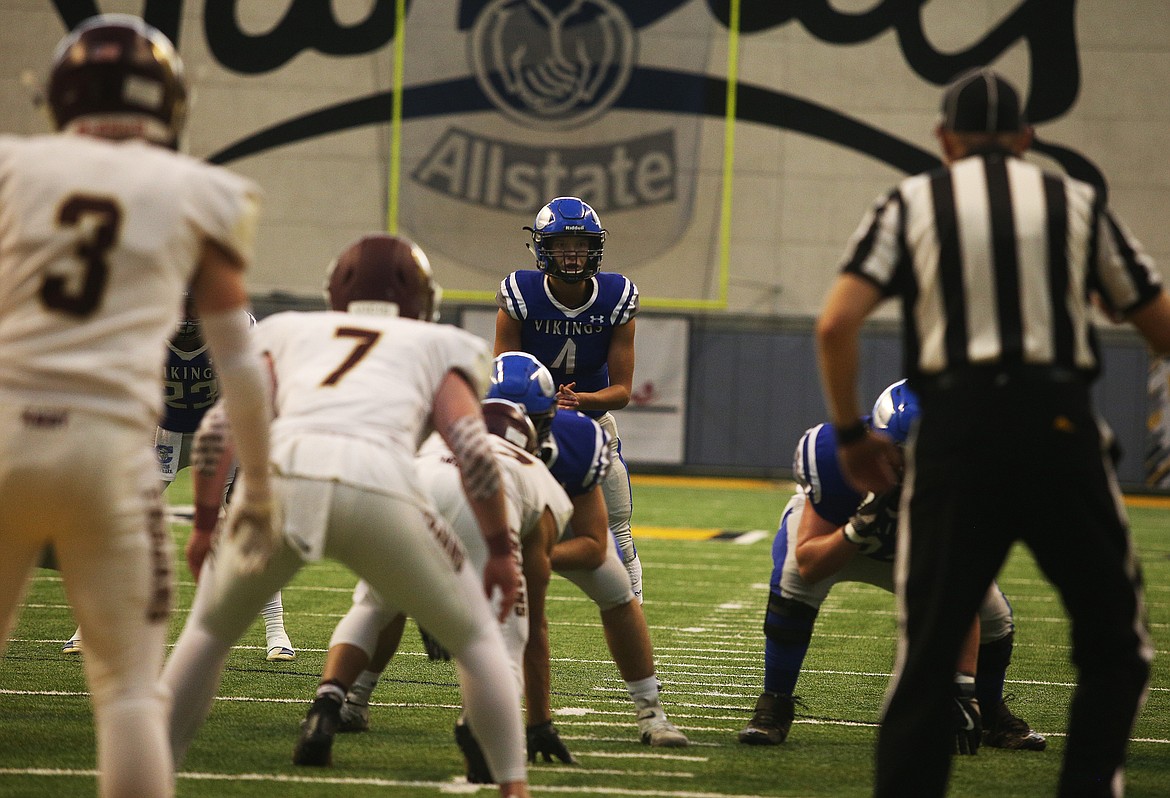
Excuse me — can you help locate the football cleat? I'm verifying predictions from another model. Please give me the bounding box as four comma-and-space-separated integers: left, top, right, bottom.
635, 699, 689, 747
338, 697, 370, 733
738, 691, 795, 745
266, 646, 296, 662
454, 719, 494, 784
61, 635, 82, 655
982, 698, 1047, 751
292, 695, 342, 766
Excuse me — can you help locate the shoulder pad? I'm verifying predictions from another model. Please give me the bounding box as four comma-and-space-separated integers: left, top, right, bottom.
547, 410, 610, 496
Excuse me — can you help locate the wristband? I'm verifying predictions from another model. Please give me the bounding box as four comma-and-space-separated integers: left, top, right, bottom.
193, 504, 220, 532
486, 534, 517, 558
841, 522, 864, 546
836, 419, 867, 445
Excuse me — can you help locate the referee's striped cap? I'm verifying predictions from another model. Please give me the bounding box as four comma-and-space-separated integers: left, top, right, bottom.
940, 68, 1025, 133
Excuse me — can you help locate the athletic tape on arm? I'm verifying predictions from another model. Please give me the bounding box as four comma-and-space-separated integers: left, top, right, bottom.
446, 414, 501, 501
198, 308, 271, 496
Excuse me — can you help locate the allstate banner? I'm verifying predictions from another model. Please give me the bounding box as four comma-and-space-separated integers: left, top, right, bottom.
459, 309, 689, 464
1148, 355, 1170, 489
398, 0, 728, 306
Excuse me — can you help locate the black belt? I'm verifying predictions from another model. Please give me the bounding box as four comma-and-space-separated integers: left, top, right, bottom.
911, 365, 1090, 393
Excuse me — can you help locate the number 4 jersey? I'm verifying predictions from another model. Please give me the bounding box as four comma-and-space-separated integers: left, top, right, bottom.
0, 133, 261, 429
496, 270, 638, 419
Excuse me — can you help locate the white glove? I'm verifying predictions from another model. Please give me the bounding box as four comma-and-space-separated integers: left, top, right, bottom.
225, 493, 279, 575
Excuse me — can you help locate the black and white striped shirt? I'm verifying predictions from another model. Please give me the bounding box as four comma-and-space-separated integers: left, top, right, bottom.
841, 152, 1163, 379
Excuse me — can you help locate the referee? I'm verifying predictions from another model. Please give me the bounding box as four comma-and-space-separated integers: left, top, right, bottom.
816, 68, 1170, 797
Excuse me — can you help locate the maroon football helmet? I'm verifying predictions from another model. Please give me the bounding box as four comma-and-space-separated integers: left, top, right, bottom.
47, 14, 187, 147
325, 234, 441, 321
482, 398, 539, 454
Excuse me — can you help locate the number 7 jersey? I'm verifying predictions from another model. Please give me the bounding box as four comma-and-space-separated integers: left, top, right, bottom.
254, 310, 493, 462
496, 270, 638, 416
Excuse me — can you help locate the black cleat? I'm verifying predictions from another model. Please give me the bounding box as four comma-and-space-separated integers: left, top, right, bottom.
293, 695, 342, 766
982, 697, 1047, 751
454, 719, 494, 784
738, 692, 795, 745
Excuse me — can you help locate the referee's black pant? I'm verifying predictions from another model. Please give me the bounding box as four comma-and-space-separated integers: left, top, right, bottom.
875, 370, 1151, 798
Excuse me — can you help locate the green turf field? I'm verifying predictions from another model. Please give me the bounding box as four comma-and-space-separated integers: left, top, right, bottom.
2, 473, 1168, 797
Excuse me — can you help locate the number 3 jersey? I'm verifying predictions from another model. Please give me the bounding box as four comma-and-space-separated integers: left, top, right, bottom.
0, 133, 261, 429
496, 270, 638, 419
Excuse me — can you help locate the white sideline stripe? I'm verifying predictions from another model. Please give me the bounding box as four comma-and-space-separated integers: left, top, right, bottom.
538, 762, 692, 776
4, 690, 1167, 747
577, 752, 708, 761
0, 769, 787, 798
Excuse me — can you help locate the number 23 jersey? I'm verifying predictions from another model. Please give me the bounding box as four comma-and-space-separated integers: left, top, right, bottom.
496, 270, 638, 414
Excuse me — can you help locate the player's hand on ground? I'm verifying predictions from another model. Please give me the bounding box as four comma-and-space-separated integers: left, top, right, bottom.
953, 694, 982, 755
227, 492, 278, 575
482, 550, 521, 622
526, 720, 576, 764
556, 382, 579, 409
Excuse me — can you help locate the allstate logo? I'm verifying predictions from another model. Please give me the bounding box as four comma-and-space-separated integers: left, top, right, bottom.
470, 0, 636, 130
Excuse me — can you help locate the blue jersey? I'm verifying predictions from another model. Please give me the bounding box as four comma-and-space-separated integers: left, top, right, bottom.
159, 336, 218, 433
792, 421, 869, 526
545, 409, 612, 497
497, 270, 638, 419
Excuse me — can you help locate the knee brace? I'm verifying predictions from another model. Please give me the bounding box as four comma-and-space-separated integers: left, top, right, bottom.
764, 593, 818, 647
762, 593, 818, 696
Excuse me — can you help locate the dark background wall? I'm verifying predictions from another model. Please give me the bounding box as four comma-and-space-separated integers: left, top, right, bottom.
676, 314, 1157, 492
255, 294, 1158, 492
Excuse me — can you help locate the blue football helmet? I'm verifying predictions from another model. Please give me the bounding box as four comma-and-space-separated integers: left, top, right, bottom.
525, 196, 605, 283
871, 379, 920, 444
486, 352, 557, 443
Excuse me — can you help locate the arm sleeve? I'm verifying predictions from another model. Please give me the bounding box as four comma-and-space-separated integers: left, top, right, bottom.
200, 308, 272, 498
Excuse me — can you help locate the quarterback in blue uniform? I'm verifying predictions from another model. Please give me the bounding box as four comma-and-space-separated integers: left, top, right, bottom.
739, 381, 1045, 753
495, 197, 644, 601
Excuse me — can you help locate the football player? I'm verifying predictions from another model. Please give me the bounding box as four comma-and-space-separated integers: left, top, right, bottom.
738, 381, 1045, 753
0, 15, 272, 798
63, 297, 296, 662
292, 398, 594, 780
488, 352, 688, 748
162, 234, 531, 798
495, 197, 644, 601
